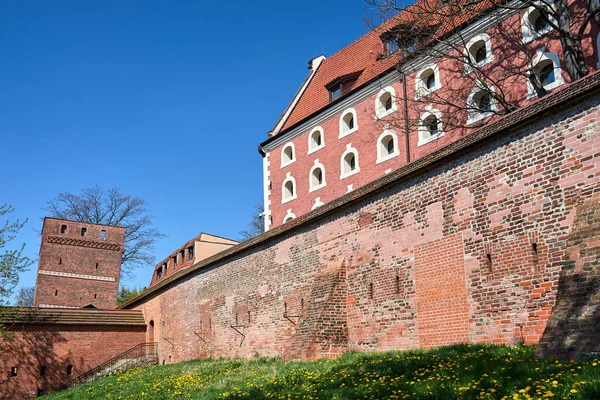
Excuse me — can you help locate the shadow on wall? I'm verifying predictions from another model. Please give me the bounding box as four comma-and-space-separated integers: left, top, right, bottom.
536, 200, 600, 359
0, 318, 71, 398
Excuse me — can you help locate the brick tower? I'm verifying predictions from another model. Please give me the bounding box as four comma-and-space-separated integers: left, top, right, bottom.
33, 217, 125, 309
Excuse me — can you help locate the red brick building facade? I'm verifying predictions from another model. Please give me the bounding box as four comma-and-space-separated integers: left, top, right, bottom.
0, 308, 146, 399
34, 218, 125, 310
124, 72, 600, 363
260, 0, 600, 230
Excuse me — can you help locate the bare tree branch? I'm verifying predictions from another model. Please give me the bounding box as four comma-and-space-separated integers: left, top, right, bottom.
44, 185, 164, 277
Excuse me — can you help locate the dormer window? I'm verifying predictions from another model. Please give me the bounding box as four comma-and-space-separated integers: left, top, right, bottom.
384, 38, 399, 55
330, 84, 342, 101
325, 71, 362, 103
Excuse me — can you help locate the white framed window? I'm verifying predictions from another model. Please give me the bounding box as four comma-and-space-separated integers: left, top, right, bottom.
467, 85, 498, 125
415, 64, 441, 99
283, 209, 296, 223
309, 160, 326, 192
280, 142, 296, 167
340, 144, 360, 179
308, 126, 325, 154
375, 87, 398, 119
527, 50, 564, 98
418, 108, 444, 146
339, 108, 359, 138
376, 129, 400, 164
281, 173, 297, 204
464, 34, 494, 73
522, 1, 555, 43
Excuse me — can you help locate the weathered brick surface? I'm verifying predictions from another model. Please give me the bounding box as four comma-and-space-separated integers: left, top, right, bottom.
130, 82, 600, 362
34, 218, 125, 309
0, 323, 146, 399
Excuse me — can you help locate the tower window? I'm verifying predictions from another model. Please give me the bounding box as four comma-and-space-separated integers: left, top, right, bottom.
375, 87, 397, 118
60, 225, 67, 234
80, 227, 87, 237
67, 365, 73, 375
11, 366, 17, 377
418, 110, 444, 146
40, 366, 46, 376
54, 290, 58, 297
59, 258, 62, 265
309, 163, 326, 192
416, 65, 441, 98
100, 230, 106, 240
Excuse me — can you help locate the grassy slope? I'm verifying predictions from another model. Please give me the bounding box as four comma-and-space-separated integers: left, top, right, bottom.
47, 344, 600, 400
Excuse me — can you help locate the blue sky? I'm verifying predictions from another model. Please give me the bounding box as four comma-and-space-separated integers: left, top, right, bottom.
0, 0, 382, 296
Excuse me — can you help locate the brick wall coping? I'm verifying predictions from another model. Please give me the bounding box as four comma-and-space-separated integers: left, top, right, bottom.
122, 70, 600, 310
0, 307, 146, 326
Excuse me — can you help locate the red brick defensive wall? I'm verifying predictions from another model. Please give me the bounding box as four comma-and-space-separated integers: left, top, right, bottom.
124, 72, 600, 362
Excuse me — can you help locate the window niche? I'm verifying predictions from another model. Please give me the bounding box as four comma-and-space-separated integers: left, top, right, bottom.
309, 161, 326, 192
308, 126, 325, 154
280, 143, 296, 167
281, 173, 297, 204
340, 145, 360, 179
464, 34, 493, 73
418, 109, 444, 146
375, 87, 398, 119
376, 130, 399, 164
415, 64, 441, 99
339, 108, 359, 138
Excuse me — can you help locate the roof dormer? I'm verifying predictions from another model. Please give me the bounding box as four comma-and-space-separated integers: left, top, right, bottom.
325, 71, 363, 102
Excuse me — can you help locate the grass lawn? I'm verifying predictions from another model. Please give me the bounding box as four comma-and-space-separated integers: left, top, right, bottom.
46, 344, 600, 400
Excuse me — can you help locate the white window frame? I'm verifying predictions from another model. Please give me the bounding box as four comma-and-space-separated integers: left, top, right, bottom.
376, 129, 400, 164
281, 172, 297, 204
374, 86, 398, 119
280, 142, 296, 168
340, 144, 360, 179
464, 34, 494, 74
283, 209, 296, 223
466, 85, 498, 125
307, 126, 325, 154
415, 64, 441, 99
418, 107, 444, 146
309, 160, 326, 193
339, 108, 359, 138
526, 49, 564, 98
522, 1, 555, 44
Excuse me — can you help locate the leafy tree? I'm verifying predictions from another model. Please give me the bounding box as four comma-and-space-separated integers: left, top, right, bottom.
238, 204, 264, 241
117, 285, 147, 306
0, 204, 32, 305
45, 185, 164, 277
14, 286, 35, 307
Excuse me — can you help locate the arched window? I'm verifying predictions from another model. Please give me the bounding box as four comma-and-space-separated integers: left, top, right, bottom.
418, 109, 444, 146
340, 146, 360, 179
339, 108, 358, 138
522, 2, 554, 43
527, 50, 564, 97
415, 64, 441, 99
376, 130, 399, 163
464, 34, 493, 72
280, 143, 295, 167
308, 126, 324, 154
309, 161, 326, 192
467, 85, 497, 124
375, 87, 398, 119
281, 174, 297, 204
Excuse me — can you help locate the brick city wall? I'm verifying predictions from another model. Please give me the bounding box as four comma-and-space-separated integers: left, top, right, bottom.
34, 218, 125, 309
129, 75, 600, 362
0, 323, 146, 399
